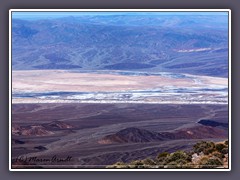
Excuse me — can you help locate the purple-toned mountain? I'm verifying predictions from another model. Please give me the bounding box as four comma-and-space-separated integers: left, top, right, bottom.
99, 127, 165, 144
12, 121, 74, 136
98, 125, 227, 144
12, 15, 228, 77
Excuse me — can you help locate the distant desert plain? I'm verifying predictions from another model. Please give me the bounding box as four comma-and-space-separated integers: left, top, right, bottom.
12, 70, 229, 168
12, 70, 228, 104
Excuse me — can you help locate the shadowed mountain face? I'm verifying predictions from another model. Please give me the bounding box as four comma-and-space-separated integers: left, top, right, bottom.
99, 125, 227, 144
12, 125, 54, 136
44, 120, 74, 130
99, 127, 165, 144
198, 119, 228, 128
12, 121, 74, 136
12, 15, 228, 77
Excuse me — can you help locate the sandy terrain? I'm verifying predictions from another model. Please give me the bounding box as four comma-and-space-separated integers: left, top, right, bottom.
12, 70, 227, 93
12, 70, 228, 104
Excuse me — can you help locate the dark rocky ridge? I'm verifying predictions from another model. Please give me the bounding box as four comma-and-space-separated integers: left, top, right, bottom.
12, 121, 74, 136
99, 125, 227, 144
198, 119, 228, 128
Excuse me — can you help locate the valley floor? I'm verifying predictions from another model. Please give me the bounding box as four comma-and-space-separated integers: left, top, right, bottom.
12, 70, 228, 104
11, 103, 228, 169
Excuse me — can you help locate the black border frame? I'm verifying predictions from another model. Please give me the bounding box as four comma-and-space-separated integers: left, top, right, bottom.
1, 0, 240, 180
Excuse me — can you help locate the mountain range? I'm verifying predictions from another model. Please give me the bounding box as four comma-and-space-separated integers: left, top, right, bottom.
12, 14, 229, 77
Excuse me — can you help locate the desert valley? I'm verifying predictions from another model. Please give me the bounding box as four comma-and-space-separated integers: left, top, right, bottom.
11, 11, 229, 169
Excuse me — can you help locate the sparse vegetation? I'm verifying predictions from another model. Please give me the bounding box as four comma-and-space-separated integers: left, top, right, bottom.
224, 140, 228, 145
106, 140, 229, 169
221, 148, 228, 154
215, 143, 227, 152
199, 157, 223, 168
193, 141, 215, 155
157, 152, 169, 159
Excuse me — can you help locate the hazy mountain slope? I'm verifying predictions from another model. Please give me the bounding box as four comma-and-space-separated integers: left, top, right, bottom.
12, 15, 228, 77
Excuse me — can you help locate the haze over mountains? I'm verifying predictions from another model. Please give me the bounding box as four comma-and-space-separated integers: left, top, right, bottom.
12, 14, 229, 77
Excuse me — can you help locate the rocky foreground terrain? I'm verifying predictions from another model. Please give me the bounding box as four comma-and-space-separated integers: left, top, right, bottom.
12, 103, 228, 168
107, 140, 229, 169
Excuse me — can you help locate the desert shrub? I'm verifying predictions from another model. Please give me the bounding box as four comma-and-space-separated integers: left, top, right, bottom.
155, 159, 165, 166
186, 151, 194, 162
129, 160, 144, 168
193, 141, 215, 155
224, 140, 228, 146
170, 151, 188, 161
200, 157, 223, 168
165, 151, 188, 164
156, 152, 169, 164
142, 158, 156, 167
215, 143, 227, 153
156, 159, 168, 167
198, 156, 209, 165
155, 157, 167, 165
203, 149, 214, 155
157, 152, 170, 159
115, 161, 125, 165
175, 159, 188, 165
212, 152, 224, 160
221, 148, 228, 155
129, 160, 143, 165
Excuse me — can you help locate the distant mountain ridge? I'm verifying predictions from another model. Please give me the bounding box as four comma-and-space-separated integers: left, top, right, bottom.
12, 15, 228, 77
12, 121, 74, 136
98, 126, 227, 144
